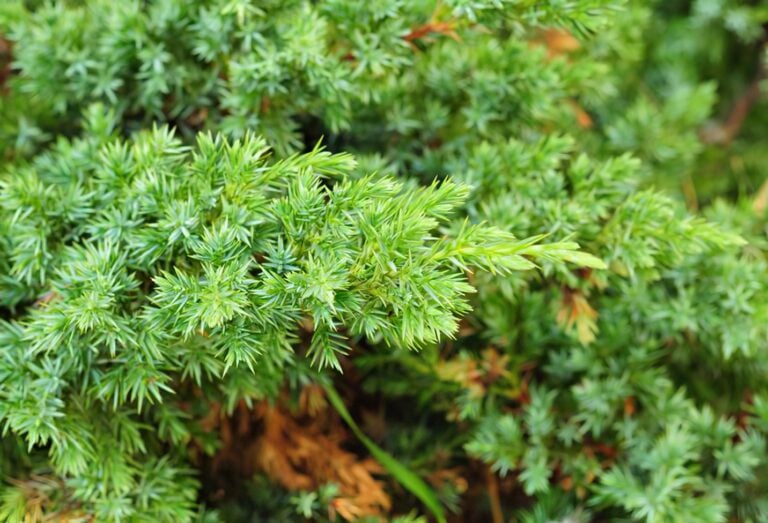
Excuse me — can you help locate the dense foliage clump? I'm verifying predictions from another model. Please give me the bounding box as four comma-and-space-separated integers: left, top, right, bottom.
0, 1, 767, 522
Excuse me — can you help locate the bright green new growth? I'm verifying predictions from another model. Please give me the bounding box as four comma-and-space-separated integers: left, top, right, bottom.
0, 109, 600, 520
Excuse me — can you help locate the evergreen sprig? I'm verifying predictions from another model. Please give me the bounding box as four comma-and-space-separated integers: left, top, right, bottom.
0, 113, 597, 520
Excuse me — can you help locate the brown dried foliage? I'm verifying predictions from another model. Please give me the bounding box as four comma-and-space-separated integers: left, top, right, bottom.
199, 390, 391, 521
557, 288, 598, 345
3, 476, 87, 523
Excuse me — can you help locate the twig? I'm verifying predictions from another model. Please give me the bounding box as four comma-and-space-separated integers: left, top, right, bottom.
701, 42, 766, 145
0, 36, 11, 93
485, 465, 504, 523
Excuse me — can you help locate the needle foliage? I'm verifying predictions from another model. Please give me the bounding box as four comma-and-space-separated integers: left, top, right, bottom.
0, 1, 767, 522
